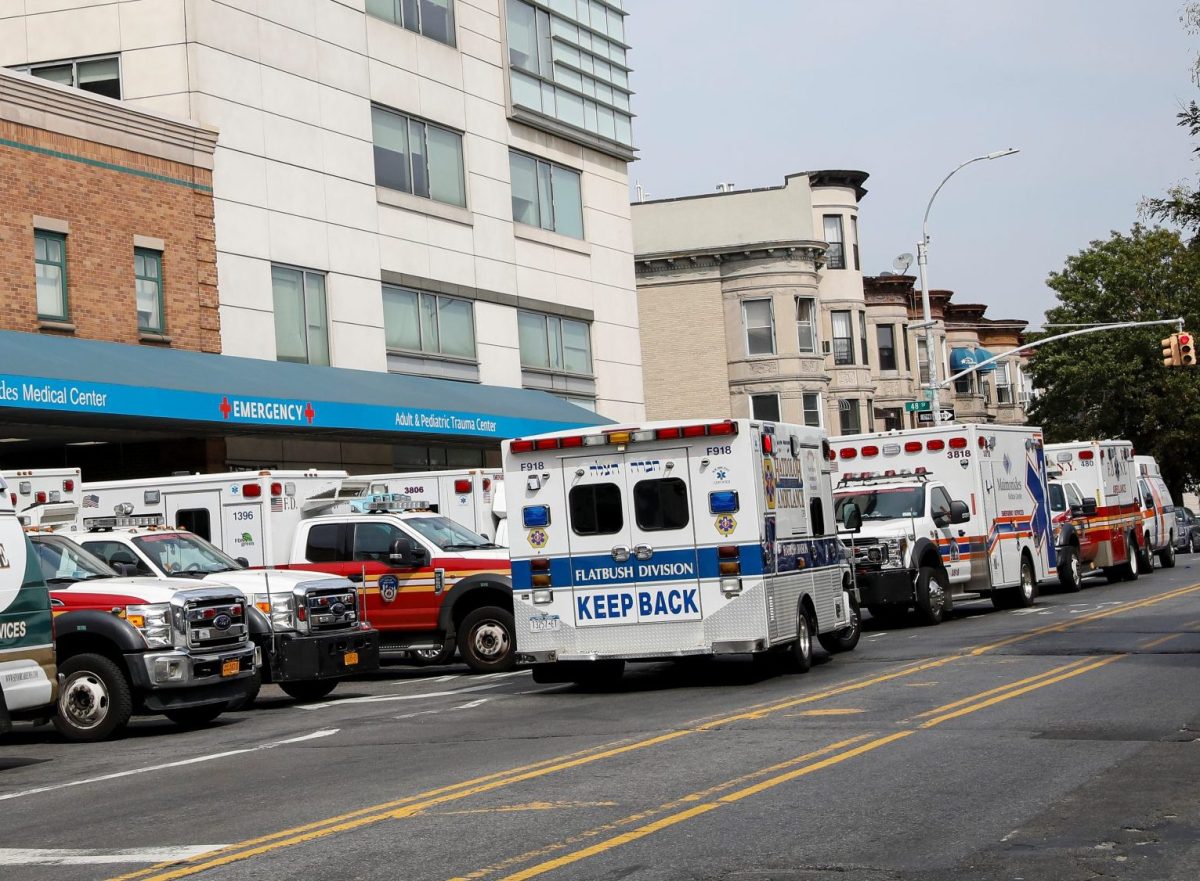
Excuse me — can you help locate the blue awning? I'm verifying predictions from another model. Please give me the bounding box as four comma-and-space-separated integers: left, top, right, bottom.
0, 330, 609, 440
973, 347, 998, 373
948, 347, 978, 372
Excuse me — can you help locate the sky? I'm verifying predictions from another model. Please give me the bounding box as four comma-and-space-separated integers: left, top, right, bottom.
625, 0, 1198, 323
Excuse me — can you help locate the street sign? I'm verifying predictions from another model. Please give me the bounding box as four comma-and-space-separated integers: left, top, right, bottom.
917, 409, 955, 424
904, 401, 931, 413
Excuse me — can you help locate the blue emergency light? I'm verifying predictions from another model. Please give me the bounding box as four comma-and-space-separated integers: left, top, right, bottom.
709, 491, 739, 513
523, 505, 551, 528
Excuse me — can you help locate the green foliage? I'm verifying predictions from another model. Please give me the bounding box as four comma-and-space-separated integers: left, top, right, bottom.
1027, 226, 1200, 499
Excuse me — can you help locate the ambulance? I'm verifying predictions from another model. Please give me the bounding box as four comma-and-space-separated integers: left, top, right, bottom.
829, 424, 1055, 625
3, 468, 81, 528
1045, 440, 1143, 582
503, 419, 861, 685
357, 469, 508, 545
1134, 455, 1176, 569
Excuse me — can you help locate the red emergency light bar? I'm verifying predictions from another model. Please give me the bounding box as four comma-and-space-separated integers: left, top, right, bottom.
534, 439, 558, 451
656, 427, 683, 440
949, 437, 967, 449
904, 441, 922, 453
861, 445, 879, 457
839, 448, 857, 460
270, 482, 283, 497
510, 421, 739, 453
926, 439, 946, 451
762, 435, 774, 454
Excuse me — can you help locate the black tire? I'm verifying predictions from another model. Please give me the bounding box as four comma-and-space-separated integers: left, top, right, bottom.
1057, 545, 1083, 592
226, 668, 261, 711
164, 704, 225, 729
457, 606, 516, 673
411, 643, 455, 666
54, 653, 134, 742
279, 679, 339, 702
818, 596, 861, 654
992, 554, 1038, 610
789, 607, 814, 673
1159, 537, 1177, 569
914, 567, 947, 626
1122, 533, 1141, 582
1138, 534, 1155, 573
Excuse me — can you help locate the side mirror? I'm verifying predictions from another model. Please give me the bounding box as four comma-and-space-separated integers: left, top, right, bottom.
109, 550, 138, 567
235, 556, 250, 569
1072, 500, 1097, 517
840, 503, 862, 533
112, 561, 137, 577
389, 537, 429, 568
950, 500, 970, 524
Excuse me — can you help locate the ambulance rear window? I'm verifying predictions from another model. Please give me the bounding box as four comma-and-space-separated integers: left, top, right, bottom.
175, 508, 212, 541
569, 484, 623, 536
633, 478, 690, 532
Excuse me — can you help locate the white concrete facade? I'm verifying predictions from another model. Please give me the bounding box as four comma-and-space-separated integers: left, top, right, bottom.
0, 0, 644, 422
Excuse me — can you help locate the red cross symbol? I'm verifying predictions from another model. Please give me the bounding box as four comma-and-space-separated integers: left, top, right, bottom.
219, 396, 232, 419
304, 402, 315, 424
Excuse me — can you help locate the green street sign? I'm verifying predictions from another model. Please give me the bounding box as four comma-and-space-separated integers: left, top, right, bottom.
905, 400, 932, 413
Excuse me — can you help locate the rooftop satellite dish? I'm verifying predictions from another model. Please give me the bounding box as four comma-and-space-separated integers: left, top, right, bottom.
892, 253, 914, 274
879, 271, 895, 277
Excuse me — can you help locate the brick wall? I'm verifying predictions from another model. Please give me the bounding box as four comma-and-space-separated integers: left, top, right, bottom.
637, 277, 732, 419
0, 119, 220, 352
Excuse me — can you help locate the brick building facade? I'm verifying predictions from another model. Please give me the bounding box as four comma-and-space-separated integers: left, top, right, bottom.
0, 68, 219, 352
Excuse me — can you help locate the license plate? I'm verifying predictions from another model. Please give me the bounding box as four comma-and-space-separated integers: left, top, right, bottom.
344, 651, 359, 666
221, 658, 241, 677
529, 616, 561, 633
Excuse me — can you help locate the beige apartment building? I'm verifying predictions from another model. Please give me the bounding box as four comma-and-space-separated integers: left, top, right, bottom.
633, 173, 1031, 434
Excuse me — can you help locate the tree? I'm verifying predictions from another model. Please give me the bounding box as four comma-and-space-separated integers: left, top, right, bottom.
1143, 2, 1200, 234
1026, 225, 1200, 500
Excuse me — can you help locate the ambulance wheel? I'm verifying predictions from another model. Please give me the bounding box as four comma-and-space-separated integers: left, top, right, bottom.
817, 598, 861, 653
1057, 546, 1083, 593
164, 704, 226, 729
54, 653, 133, 743
993, 555, 1038, 609
914, 567, 947, 626
1137, 535, 1155, 573
1159, 538, 1177, 569
458, 606, 516, 673
1121, 533, 1141, 581
279, 680, 339, 702
789, 608, 814, 673
1188, 535, 1196, 554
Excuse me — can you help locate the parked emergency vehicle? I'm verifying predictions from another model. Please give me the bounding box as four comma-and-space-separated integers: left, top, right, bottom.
1045, 440, 1143, 582
1134, 455, 1176, 570
0, 475, 56, 735
830, 424, 1055, 625
4, 468, 81, 528
503, 419, 860, 685
1046, 472, 1098, 592
357, 469, 508, 545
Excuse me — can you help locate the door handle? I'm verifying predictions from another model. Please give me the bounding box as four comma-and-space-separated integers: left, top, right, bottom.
633, 544, 653, 560
611, 546, 630, 562
347, 574, 365, 583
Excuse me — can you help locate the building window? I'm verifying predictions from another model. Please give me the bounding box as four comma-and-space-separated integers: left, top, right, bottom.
831, 310, 854, 365
371, 106, 466, 208
802, 392, 822, 427
823, 215, 845, 270
272, 265, 329, 366
505, 0, 633, 148
838, 398, 861, 434
365, 0, 455, 45
18, 54, 120, 99
903, 324, 912, 374
750, 393, 780, 422
518, 311, 592, 375
35, 230, 67, 320
383, 285, 475, 360
954, 373, 974, 395
995, 362, 1013, 404
876, 406, 903, 431
509, 151, 584, 239
851, 215, 860, 271
877, 324, 897, 371
743, 299, 775, 356
134, 248, 164, 333
867, 398, 876, 432
916, 336, 931, 385
859, 312, 869, 367
796, 297, 817, 353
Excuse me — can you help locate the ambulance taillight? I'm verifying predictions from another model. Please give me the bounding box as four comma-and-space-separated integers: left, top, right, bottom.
861, 445, 879, 457
718, 545, 743, 597
242, 483, 262, 498
927, 439, 946, 451
63, 479, 74, 492
530, 558, 552, 604
1079, 450, 1094, 460
904, 441, 922, 453
949, 437, 968, 449
35, 491, 46, 504
839, 448, 856, 459
454, 479, 472, 493
270, 482, 283, 496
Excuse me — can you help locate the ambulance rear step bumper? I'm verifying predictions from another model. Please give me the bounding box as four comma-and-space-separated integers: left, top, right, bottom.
519, 642, 766, 665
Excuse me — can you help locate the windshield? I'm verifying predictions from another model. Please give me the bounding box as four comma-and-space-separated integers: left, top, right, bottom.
1049, 483, 1066, 513
403, 516, 496, 550
31, 535, 116, 583
132, 533, 243, 577
834, 487, 924, 521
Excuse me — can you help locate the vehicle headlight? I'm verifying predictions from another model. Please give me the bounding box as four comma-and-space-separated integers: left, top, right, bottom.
254, 593, 296, 631
124, 603, 174, 648
882, 537, 908, 569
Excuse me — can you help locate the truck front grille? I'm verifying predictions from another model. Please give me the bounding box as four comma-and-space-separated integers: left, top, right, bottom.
184, 597, 248, 649
306, 586, 359, 633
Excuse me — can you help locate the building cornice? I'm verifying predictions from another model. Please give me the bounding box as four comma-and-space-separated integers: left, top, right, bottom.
635, 240, 827, 275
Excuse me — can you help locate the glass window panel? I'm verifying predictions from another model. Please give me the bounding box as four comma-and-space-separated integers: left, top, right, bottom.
557, 43, 581, 69
743, 299, 775, 355
536, 160, 554, 231
46, 237, 62, 263
366, 0, 399, 23
595, 81, 613, 106
547, 315, 563, 370
633, 479, 690, 532
272, 266, 307, 363
77, 57, 120, 99
569, 484, 623, 536
839, 400, 861, 434
32, 64, 73, 86
305, 524, 342, 563
426, 125, 465, 207
549, 0, 574, 15
614, 113, 632, 145
419, 0, 453, 44
750, 394, 781, 422
437, 297, 475, 358
550, 164, 584, 238
606, 5, 624, 40
136, 278, 161, 330
372, 107, 411, 193
408, 119, 429, 198
518, 311, 549, 368
576, 0, 590, 27
535, 8, 553, 78
510, 70, 542, 111
540, 82, 557, 115
796, 297, 817, 352
34, 236, 47, 262
803, 393, 821, 427
557, 89, 585, 128
596, 103, 615, 139
383, 286, 421, 350
561, 318, 591, 373
612, 91, 629, 111
557, 66, 583, 92
418, 291, 439, 353
860, 312, 869, 367
304, 272, 329, 366
611, 67, 628, 88
400, 0, 419, 29
134, 253, 146, 277
824, 215, 845, 269
510, 152, 540, 226
507, 0, 539, 72
877, 324, 897, 370
832, 310, 854, 365
584, 100, 598, 133
36, 266, 64, 318
550, 16, 574, 41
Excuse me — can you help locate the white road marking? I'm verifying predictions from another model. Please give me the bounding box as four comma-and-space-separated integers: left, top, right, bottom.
394, 696, 490, 720
0, 729, 339, 802
0, 846, 230, 866
297, 682, 506, 710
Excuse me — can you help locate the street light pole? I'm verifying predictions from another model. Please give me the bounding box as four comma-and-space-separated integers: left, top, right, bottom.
917, 148, 1020, 424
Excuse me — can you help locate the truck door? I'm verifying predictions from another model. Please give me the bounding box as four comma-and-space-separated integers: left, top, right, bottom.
625, 450, 702, 627
165, 491, 222, 545
347, 519, 438, 632
562, 451, 635, 627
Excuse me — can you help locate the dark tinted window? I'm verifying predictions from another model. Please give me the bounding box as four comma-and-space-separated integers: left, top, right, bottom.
930, 487, 953, 518
810, 498, 825, 535
305, 524, 342, 563
633, 478, 690, 531
175, 508, 212, 541
353, 522, 404, 561
569, 484, 623, 536
82, 540, 153, 576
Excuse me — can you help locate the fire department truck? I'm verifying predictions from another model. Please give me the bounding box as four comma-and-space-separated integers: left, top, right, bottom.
357, 469, 508, 545
1045, 440, 1144, 582
1135, 455, 1176, 570
1046, 471, 1097, 592
503, 419, 861, 686
830, 424, 1055, 625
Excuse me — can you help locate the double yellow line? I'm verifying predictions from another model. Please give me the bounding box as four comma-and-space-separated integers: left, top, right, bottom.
110, 580, 1200, 881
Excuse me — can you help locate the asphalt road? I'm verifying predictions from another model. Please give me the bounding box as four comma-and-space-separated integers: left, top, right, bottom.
3, 560, 1200, 881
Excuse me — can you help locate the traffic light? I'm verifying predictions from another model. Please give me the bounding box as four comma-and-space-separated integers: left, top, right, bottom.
1180, 331, 1196, 366
1163, 333, 1181, 367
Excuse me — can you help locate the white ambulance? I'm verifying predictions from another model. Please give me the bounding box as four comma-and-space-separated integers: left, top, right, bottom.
356, 469, 508, 545
3, 468, 81, 528
1134, 455, 1177, 569
503, 419, 860, 685
1044, 440, 1143, 583
829, 424, 1055, 625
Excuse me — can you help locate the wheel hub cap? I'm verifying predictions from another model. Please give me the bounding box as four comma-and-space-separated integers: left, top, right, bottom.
62, 673, 109, 729
473, 622, 510, 659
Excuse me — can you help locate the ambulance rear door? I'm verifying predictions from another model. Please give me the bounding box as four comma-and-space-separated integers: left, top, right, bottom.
165, 490, 224, 545
562, 450, 635, 626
